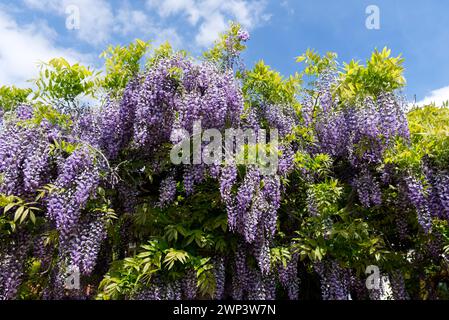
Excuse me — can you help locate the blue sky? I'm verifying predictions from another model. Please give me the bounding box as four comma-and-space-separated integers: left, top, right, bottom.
0, 0, 448, 105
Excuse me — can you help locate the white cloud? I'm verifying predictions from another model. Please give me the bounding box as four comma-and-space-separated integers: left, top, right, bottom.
0, 9, 90, 86
147, 0, 270, 47
3, 0, 270, 87
147, 0, 201, 24
114, 8, 149, 35
22, 0, 269, 49
195, 12, 228, 47
113, 5, 182, 47
416, 86, 449, 107
23, 0, 183, 47
24, 0, 114, 45
71, 0, 114, 45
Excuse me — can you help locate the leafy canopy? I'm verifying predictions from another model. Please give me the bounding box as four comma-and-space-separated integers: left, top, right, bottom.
243, 60, 302, 106
0, 85, 32, 112
100, 39, 150, 95
337, 47, 405, 100
33, 57, 97, 104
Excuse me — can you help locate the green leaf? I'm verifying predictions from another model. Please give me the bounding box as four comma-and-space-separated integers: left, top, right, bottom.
20, 208, 29, 224
14, 206, 25, 222
3, 203, 16, 214
163, 249, 189, 270
29, 211, 36, 224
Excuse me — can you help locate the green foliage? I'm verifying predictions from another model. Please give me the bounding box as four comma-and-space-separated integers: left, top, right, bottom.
386, 105, 449, 171
289, 178, 343, 262
337, 47, 405, 101
270, 246, 292, 268
146, 42, 187, 68
243, 60, 302, 106
27, 103, 73, 129
33, 57, 97, 104
408, 105, 449, 166
0, 85, 32, 112
97, 178, 229, 299
97, 238, 217, 299
0, 185, 60, 232
35, 184, 61, 202
307, 179, 344, 217
97, 240, 164, 300
384, 140, 423, 173
294, 152, 333, 179
163, 248, 189, 270
203, 22, 247, 66
291, 198, 385, 268
0, 195, 17, 234
193, 257, 216, 297
101, 39, 150, 95
283, 142, 392, 273
49, 139, 79, 156
435, 220, 449, 254
0, 185, 64, 236
296, 49, 338, 77
0, 194, 41, 226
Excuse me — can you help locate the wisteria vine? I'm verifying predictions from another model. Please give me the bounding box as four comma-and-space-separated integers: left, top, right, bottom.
1, 27, 449, 301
